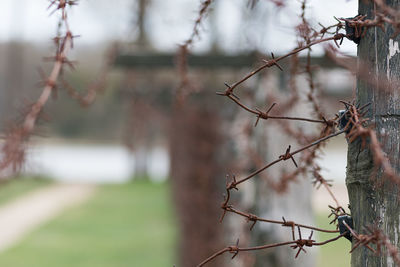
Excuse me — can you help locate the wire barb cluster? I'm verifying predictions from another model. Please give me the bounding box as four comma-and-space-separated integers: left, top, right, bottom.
343, 222, 400, 265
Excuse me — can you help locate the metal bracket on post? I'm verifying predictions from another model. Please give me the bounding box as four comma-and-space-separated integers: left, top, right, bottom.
338, 215, 354, 242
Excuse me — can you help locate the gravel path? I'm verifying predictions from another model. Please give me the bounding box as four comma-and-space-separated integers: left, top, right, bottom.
0, 183, 96, 252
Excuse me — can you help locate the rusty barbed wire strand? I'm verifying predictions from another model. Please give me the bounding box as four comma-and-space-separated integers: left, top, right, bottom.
219, 127, 347, 225
176, 0, 214, 102
264, 55, 301, 122
311, 165, 348, 228
182, 0, 213, 49
225, 124, 347, 229
218, 20, 346, 127
345, 102, 400, 186
311, 165, 346, 207
227, 97, 327, 126
217, 34, 345, 98
222, 205, 339, 233
275, 134, 330, 193
340, 0, 400, 39
0, 0, 77, 174
197, 230, 345, 267
197, 240, 298, 267
195, 2, 400, 266
305, 50, 326, 119
343, 222, 400, 266
318, 32, 400, 190
60, 44, 117, 107
230, 100, 339, 195
235, 107, 337, 197
233, 129, 346, 187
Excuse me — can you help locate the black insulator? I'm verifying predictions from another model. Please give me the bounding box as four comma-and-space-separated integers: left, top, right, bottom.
337, 109, 352, 133
345, 15, 362, 44
338, 215, 354, 242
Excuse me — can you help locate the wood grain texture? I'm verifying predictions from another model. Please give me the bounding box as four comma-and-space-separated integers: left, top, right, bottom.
347, 1, 400, 266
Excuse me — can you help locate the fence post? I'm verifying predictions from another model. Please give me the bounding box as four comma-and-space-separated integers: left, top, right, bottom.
347, 1, 400, 266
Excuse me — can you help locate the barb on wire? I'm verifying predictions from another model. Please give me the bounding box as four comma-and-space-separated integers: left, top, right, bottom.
311, 165, 348, 229
339, 101, 400, 186
227, 97, 328, 127
221, 204, 339, 234
279, 145, 298, 168
60, 44, 117, 107
195, 1, 400, 266
176, 0, 214, 101
232, 129, 346, 188
0, 0, 77, 175
197, 229, 345, 267
343, 222, 400, 265
218, 34, 345, 99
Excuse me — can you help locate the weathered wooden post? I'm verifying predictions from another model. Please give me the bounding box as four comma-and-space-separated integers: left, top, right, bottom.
250, 70, 315, 267
346, 1, 400, 266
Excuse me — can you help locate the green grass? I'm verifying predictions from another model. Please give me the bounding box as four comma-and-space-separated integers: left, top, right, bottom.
0, 177, 51, 205
317, 213, 351, 267
0, 180, 177, 267
0, 179, 349, 267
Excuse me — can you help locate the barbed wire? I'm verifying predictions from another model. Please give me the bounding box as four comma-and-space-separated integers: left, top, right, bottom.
0, 0, 78, 174
175, 0, 214, 102
179, 0, 400, 265
0, 0, 117, 176
343, 222, 400, 265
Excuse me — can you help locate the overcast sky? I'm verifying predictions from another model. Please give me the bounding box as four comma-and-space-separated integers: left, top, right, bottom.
0, 0, 358, 55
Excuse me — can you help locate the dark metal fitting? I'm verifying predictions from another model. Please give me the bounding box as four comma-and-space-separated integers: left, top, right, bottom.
337, 109, 352, 133
338, 215, 354, 242
344, 15, 365, 44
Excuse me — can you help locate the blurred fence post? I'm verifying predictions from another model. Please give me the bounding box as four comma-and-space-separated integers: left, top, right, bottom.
247, 71, 315, 267
169, 97, 225, 267
1, 42, 24, 130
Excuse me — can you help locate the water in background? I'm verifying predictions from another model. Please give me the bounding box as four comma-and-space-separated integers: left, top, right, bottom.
23, 138, 346, 185
24, 143, 169, 183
